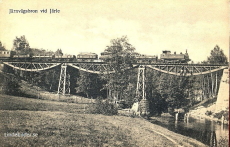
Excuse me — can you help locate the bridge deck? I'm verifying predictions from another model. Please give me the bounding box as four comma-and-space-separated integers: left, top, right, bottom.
2, 61, 228, 76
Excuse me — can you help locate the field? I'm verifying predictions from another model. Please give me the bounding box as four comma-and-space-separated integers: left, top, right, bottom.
0, 94, 207, 147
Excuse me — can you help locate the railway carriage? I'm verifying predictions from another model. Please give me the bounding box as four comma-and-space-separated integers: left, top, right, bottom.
135, 54, 158, 64
99, 51, 112, 61
77, 52, 98, 62
12, 54, 32, 61
54, 55, 76, 62
32, 55, 53, 61
0, 50, 16, 60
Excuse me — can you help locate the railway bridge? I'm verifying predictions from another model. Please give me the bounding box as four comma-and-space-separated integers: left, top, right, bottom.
2, 61, 228, 114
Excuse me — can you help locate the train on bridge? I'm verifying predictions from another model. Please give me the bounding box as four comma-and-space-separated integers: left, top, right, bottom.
0, 49, 190, 63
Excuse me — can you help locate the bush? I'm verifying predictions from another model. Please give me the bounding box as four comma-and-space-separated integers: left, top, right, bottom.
0, 79, 22, 96
205, 110, 212, 116
117, 100, 129, 109
90, 98, 118, 115
213, 110, 229, 120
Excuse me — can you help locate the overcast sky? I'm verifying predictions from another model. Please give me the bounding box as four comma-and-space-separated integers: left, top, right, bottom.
0, 0, 229, 62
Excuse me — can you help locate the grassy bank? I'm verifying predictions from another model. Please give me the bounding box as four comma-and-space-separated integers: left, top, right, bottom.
18, 80, 95, 104
0, 94, 207, 147
0, 94, 89, 113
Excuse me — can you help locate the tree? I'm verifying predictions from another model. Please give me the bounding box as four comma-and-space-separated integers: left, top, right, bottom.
0, 41, 6, 51
145, 69, 168, 115
13, 35, 30, 51
0, 72, 21, 96
103, 36, 135, 69
205, 45, 227, 98
100, 36, 136, 101
76, 71, 103, 98
55, 49, 63, 56
151, 72, 190, 113
207, 45, 228, 64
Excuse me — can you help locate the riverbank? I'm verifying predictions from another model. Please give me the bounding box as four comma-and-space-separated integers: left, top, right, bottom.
148, 113, 229, 147
188, 104, 229, 125
0, 94, 207, 147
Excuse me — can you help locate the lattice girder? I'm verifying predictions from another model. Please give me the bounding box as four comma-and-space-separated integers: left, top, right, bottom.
3, 61, 228, 76
68, 63, 116, 74
146, 64, 228, 76
3, 62, 61, 71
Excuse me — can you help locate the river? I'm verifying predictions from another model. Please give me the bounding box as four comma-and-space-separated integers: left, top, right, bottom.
149, 115, 229, 146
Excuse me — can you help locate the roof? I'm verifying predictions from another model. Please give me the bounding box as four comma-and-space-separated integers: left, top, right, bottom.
77, 52, 97, 56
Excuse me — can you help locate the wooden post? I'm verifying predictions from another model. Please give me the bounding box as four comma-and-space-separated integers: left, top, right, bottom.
187, 113, 189, 122
221, 115, 224, 124
210, 131, 217, 147
175, 113, 179, 121
184, 113, 187, 122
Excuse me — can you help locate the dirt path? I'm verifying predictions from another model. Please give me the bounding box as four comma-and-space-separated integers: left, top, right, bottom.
92, 115, 207, 147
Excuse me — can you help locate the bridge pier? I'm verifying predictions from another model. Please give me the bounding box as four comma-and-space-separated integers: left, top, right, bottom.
135, 65, 149, 115
57, 64, 70, 95
215, 69, 229, 112
136, 65, 146, 100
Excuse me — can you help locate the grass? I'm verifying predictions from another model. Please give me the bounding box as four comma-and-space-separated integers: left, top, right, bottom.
0, 94, 88, 113
19, 84, 95, 104
0, 94, 208, 147
0, 111, 136, 147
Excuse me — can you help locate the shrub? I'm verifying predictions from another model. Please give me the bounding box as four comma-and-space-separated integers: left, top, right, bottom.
213, 110, 229, 120
89, 98, 118, 115
0, 79, 22, 96
205, 110, 212, 116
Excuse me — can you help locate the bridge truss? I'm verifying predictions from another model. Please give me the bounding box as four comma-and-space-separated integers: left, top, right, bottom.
3, 62, 227, 76
146, 64, 227, 76
3, 62, 61, 71
3, 62, 228, 109
68, 63, 116, 74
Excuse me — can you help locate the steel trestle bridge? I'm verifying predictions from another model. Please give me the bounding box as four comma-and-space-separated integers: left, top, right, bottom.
3, 61, 227, 75
2, 61, 228, 115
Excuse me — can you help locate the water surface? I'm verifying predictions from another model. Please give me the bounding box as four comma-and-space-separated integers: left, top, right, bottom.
150, 115, 229, 146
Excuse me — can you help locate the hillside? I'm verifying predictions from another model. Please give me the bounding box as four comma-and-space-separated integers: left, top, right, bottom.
0, 94, 207, 147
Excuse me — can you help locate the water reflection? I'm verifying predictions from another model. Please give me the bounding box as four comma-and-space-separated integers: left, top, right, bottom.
150, 116, 229, 146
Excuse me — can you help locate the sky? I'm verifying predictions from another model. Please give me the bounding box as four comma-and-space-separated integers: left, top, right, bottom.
0, 0, 229, 62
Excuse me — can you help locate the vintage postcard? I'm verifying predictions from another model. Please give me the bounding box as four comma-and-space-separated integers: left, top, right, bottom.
0, 0, 229, 146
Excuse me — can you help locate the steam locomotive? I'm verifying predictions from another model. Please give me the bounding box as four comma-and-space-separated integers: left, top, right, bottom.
0, 49, 190, 63
99, 50, 190, 63
160, 50, 190, 63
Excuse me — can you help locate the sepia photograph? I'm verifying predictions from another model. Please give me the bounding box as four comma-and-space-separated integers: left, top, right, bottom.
0, 0, 229, 146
